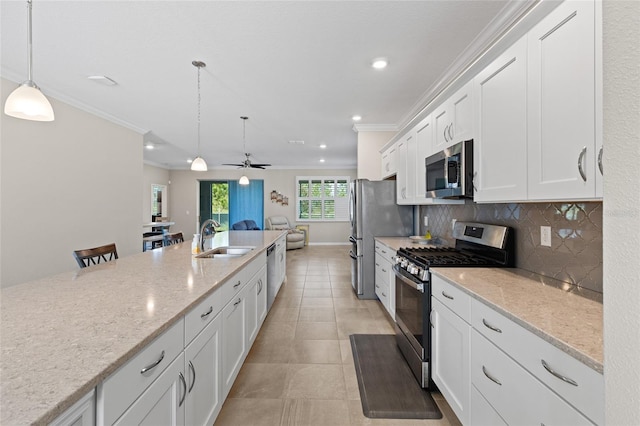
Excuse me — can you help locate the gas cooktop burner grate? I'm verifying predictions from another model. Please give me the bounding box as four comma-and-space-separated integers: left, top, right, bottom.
397, 247, 502, 268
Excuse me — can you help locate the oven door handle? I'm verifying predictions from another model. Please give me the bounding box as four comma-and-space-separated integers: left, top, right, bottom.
393, 266, 424, 293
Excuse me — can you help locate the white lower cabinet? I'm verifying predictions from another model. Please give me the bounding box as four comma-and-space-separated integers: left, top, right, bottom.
184, 313, 222, 426
471, 330, 592, 426
470, 385, 507, 426
50, 390, 95, 426
113, 354, 185, 426
221, 285, 248, 398
431, 296, 471, 426
374, 241, 395, 319
97, 252, 270, 426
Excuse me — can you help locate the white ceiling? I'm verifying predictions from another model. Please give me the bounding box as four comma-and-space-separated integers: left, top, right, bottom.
1, 1, 526, 170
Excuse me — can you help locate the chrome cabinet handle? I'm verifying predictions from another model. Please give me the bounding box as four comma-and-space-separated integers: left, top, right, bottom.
200, 306, 213, 319
482, 318, 502, 333
257, 279, 263, 295
430, 310, 434, 328
472, 171, 478, 192
442, 291, 454, 300
188, 361, 196, 393
578, 146, 587, 182
375, 262, 380, 267
140, 350, 165, 374
444, 125, 449, 142
598, 146, 603, 175
375, 284, 380, 289
541, 359, 578, 386
178, 372, 187, 407
381, 249, 387, 254
233, 298, 241, 307
386, 162, 390, 172
482, 366, 502, 386
448, 123, 454, 140
382, 292, 386, 297
234, 280, 242, 289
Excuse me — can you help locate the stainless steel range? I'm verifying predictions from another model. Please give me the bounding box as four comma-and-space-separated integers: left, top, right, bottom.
393, 221, 514, 388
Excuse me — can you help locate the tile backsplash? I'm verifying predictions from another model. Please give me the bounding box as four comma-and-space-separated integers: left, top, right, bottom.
419, 202, 603, 293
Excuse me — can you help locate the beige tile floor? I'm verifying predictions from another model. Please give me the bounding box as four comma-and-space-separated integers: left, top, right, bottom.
215, 245, 462, 426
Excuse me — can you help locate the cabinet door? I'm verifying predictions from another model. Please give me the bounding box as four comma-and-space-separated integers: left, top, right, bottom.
221, 291, 247, 398
246, 266, 268, 345
395, 139, 409, 204
256, 269, 268, 326
114, 354, 185, 426
431, 297, 470, 425
50, 390, 95, 426
473, 37, 528, 202
405, 132, 417, 205
381, 144, 398, 179
450, 81, 473, 143
527, 0, 597, 200
277, 245, 286, 286
414, 115, 433, 203
433, 105, 450, 152
184, 314, 222, 426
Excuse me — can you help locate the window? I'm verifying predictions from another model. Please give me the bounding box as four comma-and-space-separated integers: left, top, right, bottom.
296, 176, 350, 222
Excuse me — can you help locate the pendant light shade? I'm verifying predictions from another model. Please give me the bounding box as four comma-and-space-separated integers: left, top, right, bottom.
190, 60, 207, 171
191, 156, 207, 172
4, 1, 54, 122
239, 175, 250, 185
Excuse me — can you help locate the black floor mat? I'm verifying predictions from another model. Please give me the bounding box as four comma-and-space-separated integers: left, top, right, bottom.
350, 334, 443, 419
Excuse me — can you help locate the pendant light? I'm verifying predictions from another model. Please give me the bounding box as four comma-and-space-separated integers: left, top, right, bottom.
190, 60, 207, 171
239, 116, 249, 185
4, 0, 55, 121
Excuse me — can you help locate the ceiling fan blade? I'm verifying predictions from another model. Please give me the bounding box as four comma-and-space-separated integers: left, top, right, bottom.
250, 165, 267, 169
222, 163, 244, 167
250, 163, 271, 167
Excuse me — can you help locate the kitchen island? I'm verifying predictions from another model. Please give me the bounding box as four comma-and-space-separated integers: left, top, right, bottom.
0, 230, 285, 425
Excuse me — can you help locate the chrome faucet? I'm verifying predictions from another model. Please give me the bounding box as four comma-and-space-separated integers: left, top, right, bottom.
199, 219, 221, 252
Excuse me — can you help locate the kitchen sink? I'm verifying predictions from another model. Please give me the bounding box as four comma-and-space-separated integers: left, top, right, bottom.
195, 246, 255, 259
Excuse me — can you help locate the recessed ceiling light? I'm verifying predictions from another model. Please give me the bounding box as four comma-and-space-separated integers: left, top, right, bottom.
319, 158, 325, 163
352, 115, 362, 121
145, 143, 154, 150
371, 58, 389, 69
87, 75, 118, 86
319, 144, 327, 149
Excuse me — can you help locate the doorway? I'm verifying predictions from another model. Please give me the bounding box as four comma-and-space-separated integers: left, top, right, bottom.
199, 180, 264, 230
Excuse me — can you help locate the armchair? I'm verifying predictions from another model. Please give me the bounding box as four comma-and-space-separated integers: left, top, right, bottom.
265, 216, 305, 250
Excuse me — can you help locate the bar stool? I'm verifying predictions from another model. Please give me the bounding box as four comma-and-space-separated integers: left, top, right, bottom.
73, 243, 118, 268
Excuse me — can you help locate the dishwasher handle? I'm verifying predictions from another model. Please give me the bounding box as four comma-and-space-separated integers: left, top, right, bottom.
267, 243, 276, 256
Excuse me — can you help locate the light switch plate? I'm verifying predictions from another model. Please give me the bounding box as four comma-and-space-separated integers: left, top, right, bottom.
540, 226, 552, 247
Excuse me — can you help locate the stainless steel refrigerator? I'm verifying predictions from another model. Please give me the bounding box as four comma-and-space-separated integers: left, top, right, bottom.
349, 179, 414, 299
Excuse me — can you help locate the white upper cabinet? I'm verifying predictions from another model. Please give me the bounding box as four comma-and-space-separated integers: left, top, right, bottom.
527, 0, 600, 200
473, 37, 528, 202
414, 115, 433, 203
433, 81, 474, 151
380, 143, 397, 179
396, 132, 416, 205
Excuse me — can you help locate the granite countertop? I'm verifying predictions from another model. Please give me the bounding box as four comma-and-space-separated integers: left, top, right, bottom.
432, 268, 603, 373
375, 237, 603, 374
0, 230, 285, 426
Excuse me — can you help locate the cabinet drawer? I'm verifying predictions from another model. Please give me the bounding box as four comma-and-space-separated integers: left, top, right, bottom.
185, 286, 225, 345
374, 242, 395, 263
471, 299, 603, 424
217, 253, 265, 307
374, 253, 391, 284
98, 318, 184, 426
471, 384, 507, 426
431, 274, 471, 322
472, 330, 592, 426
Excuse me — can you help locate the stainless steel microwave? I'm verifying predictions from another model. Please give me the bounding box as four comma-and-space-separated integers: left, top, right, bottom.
425, 139, 474, 199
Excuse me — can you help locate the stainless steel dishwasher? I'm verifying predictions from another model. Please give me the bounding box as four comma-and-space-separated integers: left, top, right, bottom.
266, 243, 278, 311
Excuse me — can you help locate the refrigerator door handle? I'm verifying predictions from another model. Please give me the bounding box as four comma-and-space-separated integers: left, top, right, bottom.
349, 250, 359, 260
349, 236, 357, 244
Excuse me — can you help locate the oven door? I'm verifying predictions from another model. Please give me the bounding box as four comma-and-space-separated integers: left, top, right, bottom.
394, 266, 426, 358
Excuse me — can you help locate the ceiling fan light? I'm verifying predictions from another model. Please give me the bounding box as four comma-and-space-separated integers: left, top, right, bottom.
4, 81, 55, 121
239, 175, 250, 185
191, 156, 208, 171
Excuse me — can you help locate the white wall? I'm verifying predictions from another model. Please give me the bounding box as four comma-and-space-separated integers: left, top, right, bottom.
168, 167, 356, 244
0, 78, 143, 288
602, 1, 640, 423
357, 131, 396, 180
142, 164, 171, 223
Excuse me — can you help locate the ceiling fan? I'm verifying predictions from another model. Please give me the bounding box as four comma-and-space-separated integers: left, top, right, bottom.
223, 117, 271, 169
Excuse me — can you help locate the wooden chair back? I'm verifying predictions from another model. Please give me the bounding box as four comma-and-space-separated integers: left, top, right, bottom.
73, 243, 118, 268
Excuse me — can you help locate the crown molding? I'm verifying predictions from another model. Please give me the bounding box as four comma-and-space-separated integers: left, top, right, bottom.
352, 124, 398, 133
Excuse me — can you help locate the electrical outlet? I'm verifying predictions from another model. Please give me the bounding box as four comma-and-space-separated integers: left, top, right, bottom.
452, 219, 457, 231
424, 216, 429, 227
540, 226, 552, 247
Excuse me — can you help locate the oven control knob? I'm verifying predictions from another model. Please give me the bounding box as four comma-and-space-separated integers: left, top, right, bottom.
420, 270, 430, 281
408, 263, 417, 274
